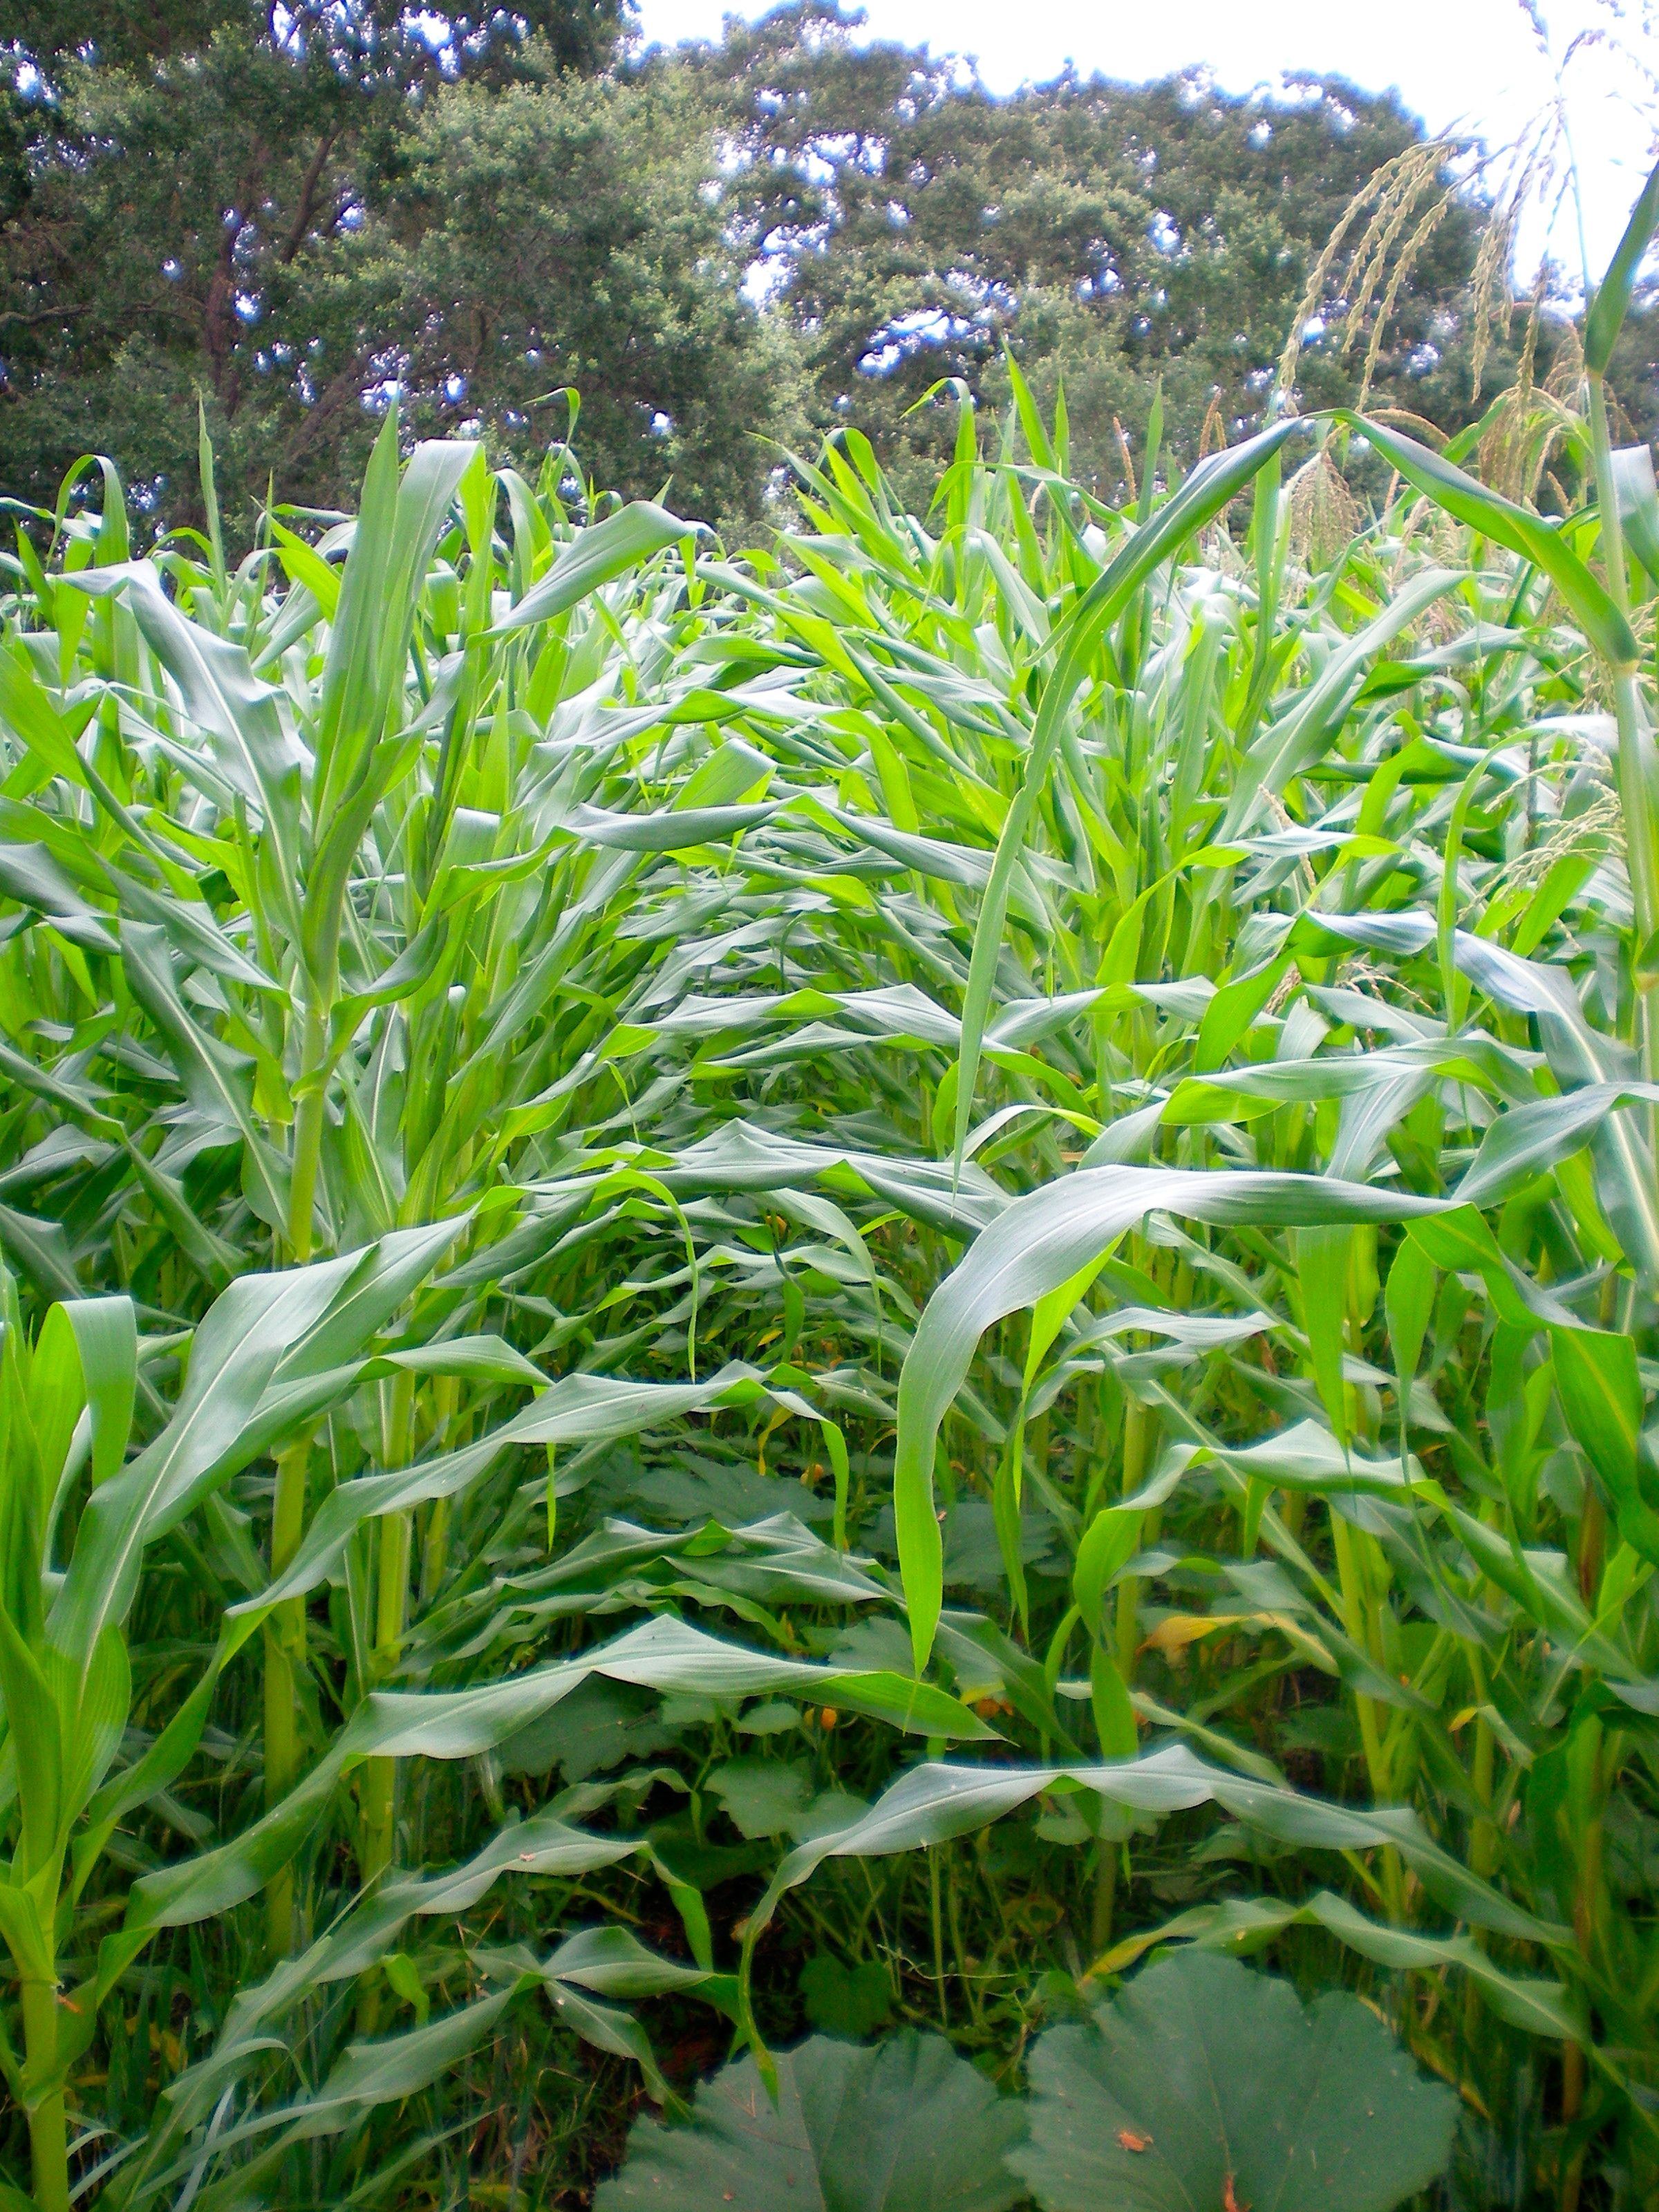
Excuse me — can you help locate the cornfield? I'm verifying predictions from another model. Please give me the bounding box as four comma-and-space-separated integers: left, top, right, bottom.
0, 154, 1658, 2212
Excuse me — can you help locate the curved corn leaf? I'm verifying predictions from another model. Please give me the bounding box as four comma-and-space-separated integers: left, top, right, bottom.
894, 1168, 1443, 1668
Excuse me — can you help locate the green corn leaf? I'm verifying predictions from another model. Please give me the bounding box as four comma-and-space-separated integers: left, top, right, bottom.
494, 503, 697, 634
1073, 1507, 1143, 1644
1550, 1324, 1659, 1564
1584, 156, 1659, 374
55, 1623, 129, 1835
0, 642, 97, 791
1456, 1082, 1659, 1209
0, 1604, 63, 1880
103, 864, 279, 995
225, 1365, 778, 1615
50, 1229, 459, 1666
740, 1745, 1562, 1980
894, 1168, 1443, 1670
60, 561, 306, 905
0, 1883, 53, 1985
952, 422, 1299, 1165
1296, 1226, 1352, 1448
118, 922, 291, 1233
1088, 1642, 1138, 1759
314, 424, 479, 823
1613, 443, 1659, 584
1384, 1237, 1436, 1399
274, 1987, 519, 2144
1330, 415, 1639, 666
0, 842, 118, 953
37, 1295, 136, 1489
126, 1615, 995, 1936
1107, 1888, 1580, 2042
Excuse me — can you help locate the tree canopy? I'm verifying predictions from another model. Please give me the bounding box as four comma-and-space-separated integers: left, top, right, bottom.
679, 11, 1494, 499
3, 0, 1648, 532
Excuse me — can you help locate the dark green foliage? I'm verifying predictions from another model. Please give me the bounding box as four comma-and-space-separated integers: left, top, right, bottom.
332, 68, 801, 530
799, 1953, 894, 2036
8, 0, 1636, 534
597, 2031, 1027, 2212
679, 5, 1498, 500
0, 0, 740, 527
1012, 1950, 1459, 2212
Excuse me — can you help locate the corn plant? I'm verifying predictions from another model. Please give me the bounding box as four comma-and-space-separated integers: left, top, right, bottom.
0, 147, 1657, 2212
0, 1226, 509, 2211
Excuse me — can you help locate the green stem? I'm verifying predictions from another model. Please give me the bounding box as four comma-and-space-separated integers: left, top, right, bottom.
1562, 2036, 1586, 2212
263, 1434, 310, 1957
22, 1975, 68, 2212
944, 1848, 981, 2029
287, 1005, 329, 1265
1113, 1396, 1154, 1683
1330, 1511, 1404, 1918
358, 1374, 415, 2029
419, 1494, 451, 1609
1097, 1390, 1156, 1959
1586, 369, 1659, 1078
1091, 1839, 1117, 1960
358, 1508, 411, 1888
263, 1002, 328, 1958
1463, 1610, 1502, 2050
1470, 1707, 1499, 1881
1613, 668, 1659, 1085
419, 1375, 460, 1607
1577, 1483, 1606, 1606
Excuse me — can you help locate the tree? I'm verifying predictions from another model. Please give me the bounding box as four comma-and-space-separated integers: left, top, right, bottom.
675, 5, 1501, 500
0, 1, 648, 524
312, 66, 803, 526
8, 0, 1640, 534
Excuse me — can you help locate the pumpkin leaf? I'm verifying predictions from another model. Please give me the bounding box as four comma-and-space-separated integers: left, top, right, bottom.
1012, 1948, 1456, 2212
597, 2030, 1026, 2212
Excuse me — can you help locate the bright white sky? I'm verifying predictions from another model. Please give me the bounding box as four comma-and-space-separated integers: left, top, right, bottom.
630, 0, 1659, 290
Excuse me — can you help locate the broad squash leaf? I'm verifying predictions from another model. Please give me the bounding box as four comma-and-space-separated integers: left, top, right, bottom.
1011, 1949, 1456, 2212
597, 2030, 1024, 2212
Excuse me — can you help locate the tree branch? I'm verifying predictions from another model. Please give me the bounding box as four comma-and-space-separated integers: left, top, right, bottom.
281, 135, 337, 265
